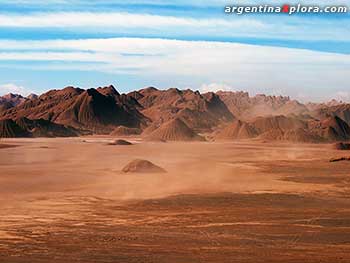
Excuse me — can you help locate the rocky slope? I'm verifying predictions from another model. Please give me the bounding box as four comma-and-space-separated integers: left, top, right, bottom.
128, 87, 233, 132
1, 85, 349, 142
0, 117, 78, 138
0, 86, 147, 134
217, 91, 309, 120
145, 118, 205, 141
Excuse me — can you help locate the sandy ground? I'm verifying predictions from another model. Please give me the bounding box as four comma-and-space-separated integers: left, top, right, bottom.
0, 137, 350, 262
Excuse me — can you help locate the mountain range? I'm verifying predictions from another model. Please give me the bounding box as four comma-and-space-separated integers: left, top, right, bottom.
1, 85, 349, 143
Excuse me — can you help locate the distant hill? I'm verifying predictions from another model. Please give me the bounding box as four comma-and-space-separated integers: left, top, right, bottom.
128, 87, 233, 132
145, 118, 205, 141
0, 117, 78, 138
1, 85, 350, 142
0, 93, 27, 109
214, 115, 349, 143
217, 91, 309, 120
0, 85, 147, 134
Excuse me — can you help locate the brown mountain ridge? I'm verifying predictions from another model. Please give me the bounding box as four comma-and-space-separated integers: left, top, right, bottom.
1, 85, 350, 143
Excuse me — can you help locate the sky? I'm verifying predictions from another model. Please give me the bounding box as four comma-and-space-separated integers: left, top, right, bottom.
0, 0, 349, 102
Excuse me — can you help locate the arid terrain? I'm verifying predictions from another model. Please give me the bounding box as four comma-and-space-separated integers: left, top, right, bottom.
1, 86, 350, 262
0, 0, 349, 260
1, 137, 350, 262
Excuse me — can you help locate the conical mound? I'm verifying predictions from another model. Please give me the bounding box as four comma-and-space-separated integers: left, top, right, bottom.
257, 128, 321, 143
258, 128, 285, 141
141, 122, 160, 136
215, 120, 257, 140
238, 123, 258, 139
252, 115, 305, 133
0, 119, 30, 138
122, 159, 166, 173
146, 118, 205, 141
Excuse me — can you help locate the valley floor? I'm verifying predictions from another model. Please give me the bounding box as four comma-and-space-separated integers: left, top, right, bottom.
0, 138, 350, 262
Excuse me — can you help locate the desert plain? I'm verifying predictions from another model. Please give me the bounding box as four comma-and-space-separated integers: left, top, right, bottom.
0, 137, 350, 262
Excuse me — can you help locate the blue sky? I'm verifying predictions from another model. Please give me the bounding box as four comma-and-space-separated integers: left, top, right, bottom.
0, 0, 349, 102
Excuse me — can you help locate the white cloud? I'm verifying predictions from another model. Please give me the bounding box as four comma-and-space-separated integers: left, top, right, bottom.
0, 11, 348, 41
0, 83, 31, 96
0, 52, 112, 62
0, 12, 264, 30
2, 0, 349, 7
334, 91, 350, 102
200, 83, 233, 92
0, 38, 349, 101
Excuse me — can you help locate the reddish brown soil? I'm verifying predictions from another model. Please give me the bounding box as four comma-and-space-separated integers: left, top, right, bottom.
0, 138, 350, 262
